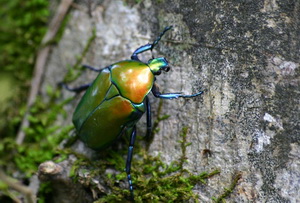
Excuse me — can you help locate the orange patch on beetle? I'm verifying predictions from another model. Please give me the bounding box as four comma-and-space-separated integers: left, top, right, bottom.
111, 61, 154, 103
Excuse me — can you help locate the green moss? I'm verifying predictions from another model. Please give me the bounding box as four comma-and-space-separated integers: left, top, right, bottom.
70, 125, 220, 202
0, 84, 75, 202
122, 0, 144, 5
1, 91, 73, 176
0, 4, 91, 178
0, 0, 50, 138
178, 126, 189, 170
62, 90, 220, 202
37, 182, 53, 203
0, 0, 49, 75
212, 172, 242, 203
0, 22, 97, 180
0, 2, 73, 193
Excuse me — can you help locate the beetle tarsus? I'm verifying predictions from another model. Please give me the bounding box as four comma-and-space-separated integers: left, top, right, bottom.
151, 83, 203, 99
154, 91, 203, 99
180, 91, 204, 98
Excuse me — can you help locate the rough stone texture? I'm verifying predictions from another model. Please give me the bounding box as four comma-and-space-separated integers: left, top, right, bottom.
41, 0, 300, 202
38, 158, 94, 203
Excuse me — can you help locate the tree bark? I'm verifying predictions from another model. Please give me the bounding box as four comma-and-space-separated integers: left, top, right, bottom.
40, 0, 300, 202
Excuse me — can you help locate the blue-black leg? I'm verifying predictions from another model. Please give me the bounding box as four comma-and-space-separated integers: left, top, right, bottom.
151, 83, 203, 99
126, 126, 137, 200
145, 96, 152, 138
82, 64, 105, 72
60, 82, 91, 93
150, 25, 173, 51
131, 26, 173, 61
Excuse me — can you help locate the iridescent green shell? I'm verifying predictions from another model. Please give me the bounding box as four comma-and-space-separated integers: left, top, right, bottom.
72, 60, 154, 150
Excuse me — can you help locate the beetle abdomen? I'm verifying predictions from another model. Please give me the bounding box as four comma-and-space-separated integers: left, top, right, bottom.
78, 95, 143, 150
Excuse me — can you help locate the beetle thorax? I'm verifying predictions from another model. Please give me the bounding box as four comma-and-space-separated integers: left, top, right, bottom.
110, 60, 154, 103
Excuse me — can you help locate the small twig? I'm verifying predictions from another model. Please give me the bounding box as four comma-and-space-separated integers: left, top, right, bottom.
16, 0, 74, 145
0, 169, 35, 203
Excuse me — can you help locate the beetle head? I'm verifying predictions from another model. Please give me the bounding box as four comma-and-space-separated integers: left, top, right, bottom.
148, 57, 170, 75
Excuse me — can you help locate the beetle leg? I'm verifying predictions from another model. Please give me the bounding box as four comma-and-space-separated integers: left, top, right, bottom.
131, 44, 152, 61
145, 96, 152, 138
151, 83, 203, 99
131, 26, 173, 61
150, 25, 173, 51
60, 82, 91, 93
125, 126, 137, 200
82, 64, 106, 72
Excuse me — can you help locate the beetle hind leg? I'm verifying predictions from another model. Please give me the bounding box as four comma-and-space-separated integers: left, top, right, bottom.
125, 126, 137, 200
82, 64, 106, 72
59, 82, 91, 93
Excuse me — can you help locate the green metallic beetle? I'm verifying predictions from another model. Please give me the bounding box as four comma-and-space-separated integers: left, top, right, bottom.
64, 26, 203, 200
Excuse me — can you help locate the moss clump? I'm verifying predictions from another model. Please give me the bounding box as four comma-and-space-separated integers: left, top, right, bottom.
70, 126, 220, 202
0, 86, 74, 202
0, 0, 49, 138
0, 0, 50, 134
212, 172, 242, 203
0, 0, 49, 77
0, 88, 73, 174
66, 86, 220, 202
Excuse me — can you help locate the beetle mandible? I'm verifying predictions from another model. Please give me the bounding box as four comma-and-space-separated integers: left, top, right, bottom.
64, 26, 203, 200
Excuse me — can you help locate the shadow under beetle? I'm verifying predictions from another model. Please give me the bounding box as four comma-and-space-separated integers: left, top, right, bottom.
63, 26, 203, 200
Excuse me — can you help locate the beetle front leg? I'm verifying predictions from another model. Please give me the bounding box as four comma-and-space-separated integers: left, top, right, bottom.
131, 44, 152, 61
131, 26, 173, 61
151, 83, 203, 99
125, 126, 137, 200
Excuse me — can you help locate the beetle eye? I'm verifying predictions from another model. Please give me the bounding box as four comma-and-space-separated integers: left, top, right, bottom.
156, 70, 161, 75
165, 66, 170, 72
